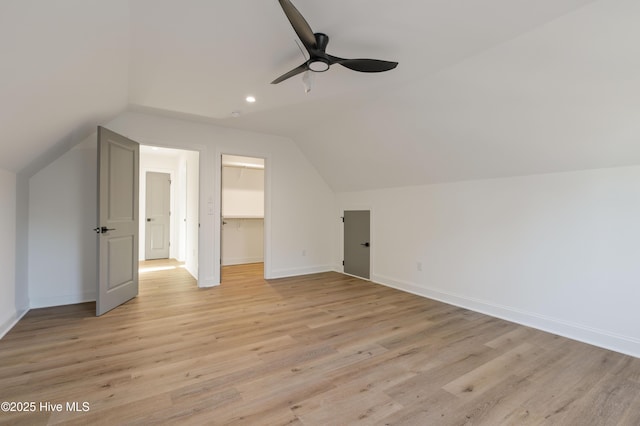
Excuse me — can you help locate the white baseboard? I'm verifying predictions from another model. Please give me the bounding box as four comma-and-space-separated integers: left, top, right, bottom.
222, 257, 264, 266
0, 309, 29, 340
268, 265, 333, 279
29, 293, 96, 309
372, 273, 640, 359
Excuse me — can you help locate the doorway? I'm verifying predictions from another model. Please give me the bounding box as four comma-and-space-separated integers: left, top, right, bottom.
220, 154, 265, 281
139, 145, 200, 281
343, 210, 371, 280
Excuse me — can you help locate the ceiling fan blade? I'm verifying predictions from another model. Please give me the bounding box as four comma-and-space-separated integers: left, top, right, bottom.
271, 62, 308, 84
328, 56, 398, 73
278, 0, 317, 51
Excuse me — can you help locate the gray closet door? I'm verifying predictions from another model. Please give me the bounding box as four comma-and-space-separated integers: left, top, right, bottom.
343, 210, 370, 279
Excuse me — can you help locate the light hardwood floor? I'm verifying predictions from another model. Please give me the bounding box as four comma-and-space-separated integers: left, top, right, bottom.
1, 260, 639, 425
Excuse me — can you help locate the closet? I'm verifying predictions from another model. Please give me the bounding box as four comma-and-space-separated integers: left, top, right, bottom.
221, 156, 264, 265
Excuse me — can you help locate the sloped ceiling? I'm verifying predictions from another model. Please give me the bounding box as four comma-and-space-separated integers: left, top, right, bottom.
3, 0, 639, 192
0, 0, 130, 173
290, 0, 640, 191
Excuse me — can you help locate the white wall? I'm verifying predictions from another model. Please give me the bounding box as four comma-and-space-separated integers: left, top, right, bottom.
28, 136, 97, 308
337, 165, 640, 357
108, 111, 336, 282
14, 174, 29, 320
222, 218, 264, 266
0, 168, 19, 337
222, 166, 264, 218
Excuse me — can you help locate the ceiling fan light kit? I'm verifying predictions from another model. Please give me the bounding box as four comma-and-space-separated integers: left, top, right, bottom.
271, 0, 398, 85
308, 57, 330, 72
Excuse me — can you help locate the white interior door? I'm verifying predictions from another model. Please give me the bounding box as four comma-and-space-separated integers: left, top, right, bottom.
145, 171, 171, 260
97, 126, 139, 316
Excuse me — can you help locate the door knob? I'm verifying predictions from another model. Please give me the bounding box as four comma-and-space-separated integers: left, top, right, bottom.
360, 242, 370, 247
94, 226, 116, 234
146, 218, 151, 222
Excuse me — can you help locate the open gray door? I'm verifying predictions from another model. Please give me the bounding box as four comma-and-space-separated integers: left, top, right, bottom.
343, 210, 370, 279
96, 126, 140, 316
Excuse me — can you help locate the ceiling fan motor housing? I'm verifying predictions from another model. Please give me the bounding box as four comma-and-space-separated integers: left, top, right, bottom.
308, 33, 331, 72
314, 32, 330, 51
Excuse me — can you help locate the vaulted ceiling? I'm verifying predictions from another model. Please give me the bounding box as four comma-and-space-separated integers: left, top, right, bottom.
2, 0, 639, 191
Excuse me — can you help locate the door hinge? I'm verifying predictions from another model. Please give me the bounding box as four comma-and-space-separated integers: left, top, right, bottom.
342, 260, 344, 266
341, 216, 344, 223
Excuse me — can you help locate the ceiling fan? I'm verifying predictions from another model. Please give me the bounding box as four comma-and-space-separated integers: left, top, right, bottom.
271, 0, 398, 84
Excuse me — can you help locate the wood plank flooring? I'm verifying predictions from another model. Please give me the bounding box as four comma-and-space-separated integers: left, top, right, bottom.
1, 260, 639, 425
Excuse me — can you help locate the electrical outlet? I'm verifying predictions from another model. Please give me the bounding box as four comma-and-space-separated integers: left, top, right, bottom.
302, 249, 306, 257
417, 261, 422, 271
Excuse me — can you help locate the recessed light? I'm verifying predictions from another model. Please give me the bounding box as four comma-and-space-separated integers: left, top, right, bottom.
246, 96, 256, 103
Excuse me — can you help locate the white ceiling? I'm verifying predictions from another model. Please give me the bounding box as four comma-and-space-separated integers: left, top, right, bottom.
3, 0, 639, 191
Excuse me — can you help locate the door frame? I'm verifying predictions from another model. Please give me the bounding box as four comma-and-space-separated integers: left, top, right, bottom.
340, 206, 374, 281
215, 150, 271, 282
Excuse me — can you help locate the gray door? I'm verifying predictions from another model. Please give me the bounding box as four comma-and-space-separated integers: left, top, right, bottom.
145, 171, 171, 260
96, 126, 139, 316
344, 210, 370, 279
